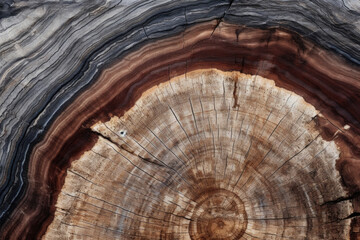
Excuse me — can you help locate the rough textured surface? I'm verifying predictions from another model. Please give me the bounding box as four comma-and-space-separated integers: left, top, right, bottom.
44, 69, 350, 239
0, 0, 359, 239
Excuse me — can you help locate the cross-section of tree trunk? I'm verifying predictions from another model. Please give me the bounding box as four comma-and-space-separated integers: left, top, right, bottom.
1, 1, 360, 239
44, 69, 351, 239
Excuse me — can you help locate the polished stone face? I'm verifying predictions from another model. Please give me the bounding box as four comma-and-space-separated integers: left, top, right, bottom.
0, 1, 360, 239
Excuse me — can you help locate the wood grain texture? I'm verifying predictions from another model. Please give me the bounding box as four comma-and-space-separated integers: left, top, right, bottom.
44, 69, 350, 239
0, 1, 359, 239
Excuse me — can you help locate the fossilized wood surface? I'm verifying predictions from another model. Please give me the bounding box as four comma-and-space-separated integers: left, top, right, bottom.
0, 0, 359, 239
44, 69, 351, 239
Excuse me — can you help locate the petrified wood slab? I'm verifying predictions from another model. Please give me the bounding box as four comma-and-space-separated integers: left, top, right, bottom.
44, 69, 351, 239
0, 1, 360, 239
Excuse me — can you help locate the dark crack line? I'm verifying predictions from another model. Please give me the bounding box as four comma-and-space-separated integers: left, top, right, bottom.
321, 192, 360, 206
210, 0, 234, 37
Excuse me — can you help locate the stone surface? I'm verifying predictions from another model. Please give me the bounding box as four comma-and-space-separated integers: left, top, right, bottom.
0, 1, 359, 239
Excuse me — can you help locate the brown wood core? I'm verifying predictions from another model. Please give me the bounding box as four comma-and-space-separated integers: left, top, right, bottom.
189, 189, 247, 240
43, 69, 351, 239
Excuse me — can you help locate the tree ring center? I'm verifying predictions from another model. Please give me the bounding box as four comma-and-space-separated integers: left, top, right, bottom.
189, 189, 247, 240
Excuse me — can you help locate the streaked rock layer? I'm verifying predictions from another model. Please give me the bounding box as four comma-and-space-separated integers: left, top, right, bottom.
0, 0, 359, 239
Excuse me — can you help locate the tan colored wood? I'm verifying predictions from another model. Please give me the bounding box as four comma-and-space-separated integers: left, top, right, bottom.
44, 69, 351, 239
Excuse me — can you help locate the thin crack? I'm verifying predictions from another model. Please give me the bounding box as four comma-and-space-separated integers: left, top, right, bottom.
321, 192, 360, 206
210, 0, 234, 37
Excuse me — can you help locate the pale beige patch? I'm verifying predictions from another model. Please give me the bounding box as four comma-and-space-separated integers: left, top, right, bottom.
44, 69, 351, 240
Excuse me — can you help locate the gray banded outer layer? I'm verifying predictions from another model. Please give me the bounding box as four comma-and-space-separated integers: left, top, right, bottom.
0, 0, 228, 220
